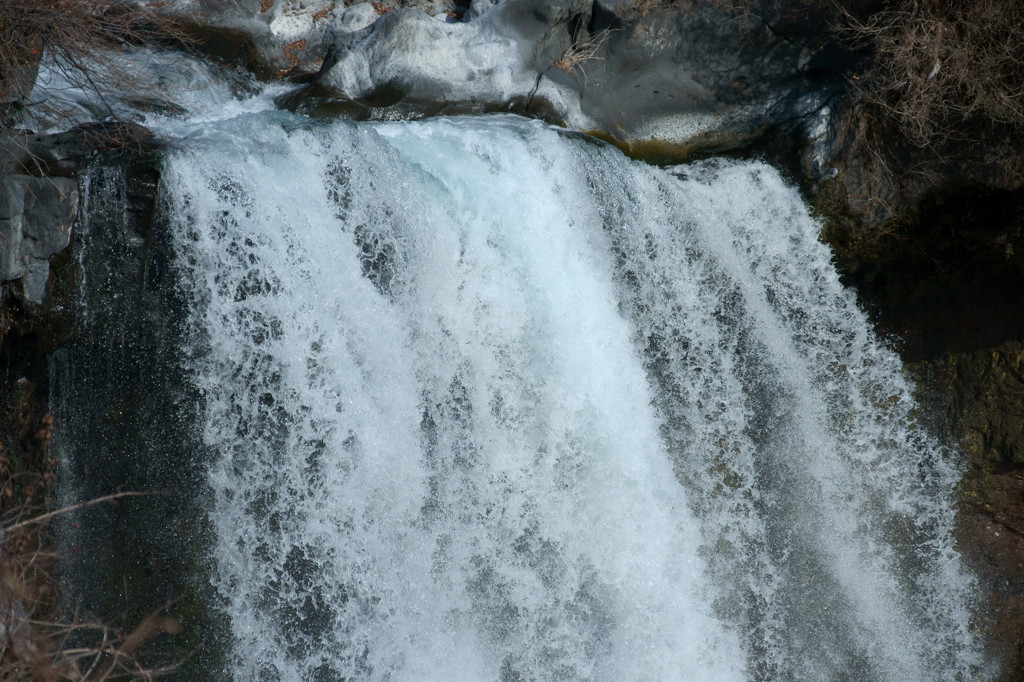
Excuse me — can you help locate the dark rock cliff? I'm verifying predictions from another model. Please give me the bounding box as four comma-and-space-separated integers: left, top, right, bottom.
818, 144, 1024, 678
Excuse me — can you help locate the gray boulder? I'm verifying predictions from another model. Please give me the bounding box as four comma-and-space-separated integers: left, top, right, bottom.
569, 3, 829, 150
314, 3, 566, 110
0, 176, 78, 305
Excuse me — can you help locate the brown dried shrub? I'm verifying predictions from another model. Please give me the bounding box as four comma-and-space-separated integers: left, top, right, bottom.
1, 483, 182, 680
843, 0, 1024, 148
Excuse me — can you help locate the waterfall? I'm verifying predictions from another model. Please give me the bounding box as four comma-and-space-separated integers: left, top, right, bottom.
142, 112, 978, 679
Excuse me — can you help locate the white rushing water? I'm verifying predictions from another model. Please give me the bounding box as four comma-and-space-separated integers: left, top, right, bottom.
160, 113, 981, 680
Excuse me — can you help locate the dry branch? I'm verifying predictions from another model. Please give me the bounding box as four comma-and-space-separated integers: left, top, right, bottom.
842, 0, 1024, 147
0, 0, 194, 127
554, 29, 613, 82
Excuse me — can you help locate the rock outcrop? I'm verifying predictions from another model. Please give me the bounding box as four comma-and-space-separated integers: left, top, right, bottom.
181, 0, 844, 160
0, 147, 78, 306
0, 123, 158, 305
816, 127, 1024, 678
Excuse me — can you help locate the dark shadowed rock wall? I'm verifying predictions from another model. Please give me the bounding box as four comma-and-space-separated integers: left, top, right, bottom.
819, 176, 1024, 679
47, 151, 228, 676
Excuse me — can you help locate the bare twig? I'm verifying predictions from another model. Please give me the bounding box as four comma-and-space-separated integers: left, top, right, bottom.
1, 0, 196, 128
840, 0, 1024, 148
554, 29, 613, 83
3, 490, 168, 535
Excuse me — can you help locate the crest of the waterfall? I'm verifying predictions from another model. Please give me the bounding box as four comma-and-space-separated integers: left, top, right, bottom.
161, 113, 980, 681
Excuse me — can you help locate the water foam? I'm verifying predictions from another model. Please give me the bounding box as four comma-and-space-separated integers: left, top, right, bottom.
162, 113, 980, 680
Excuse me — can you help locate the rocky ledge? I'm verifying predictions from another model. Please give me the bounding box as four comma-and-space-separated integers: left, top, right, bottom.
188, 0, 845, 164
0, 123, 158, 304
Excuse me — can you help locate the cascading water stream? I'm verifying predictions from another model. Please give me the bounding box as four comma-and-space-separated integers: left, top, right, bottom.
135, 112, 978, 679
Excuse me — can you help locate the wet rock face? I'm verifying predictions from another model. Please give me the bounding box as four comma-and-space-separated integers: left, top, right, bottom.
46, 154, 228, 678
958, 467, 1024, 679
945, 347, 1024, 468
